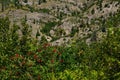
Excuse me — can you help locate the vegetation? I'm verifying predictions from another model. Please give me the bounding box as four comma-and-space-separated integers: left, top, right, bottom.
0, 0, 120, 80
39, 8, 50, 13
70, 27, 79, 37
41, 21, 59, 35
0, 16, 120, 80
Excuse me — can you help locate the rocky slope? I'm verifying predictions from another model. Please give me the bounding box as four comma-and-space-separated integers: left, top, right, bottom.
0, 0, 120, 45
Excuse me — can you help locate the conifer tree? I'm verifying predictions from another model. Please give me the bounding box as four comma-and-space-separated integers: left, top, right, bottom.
24, 0, 28, 3
38, 0, 41, 5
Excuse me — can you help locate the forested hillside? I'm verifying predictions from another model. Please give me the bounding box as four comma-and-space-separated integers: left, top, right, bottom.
0, 0, 120, 80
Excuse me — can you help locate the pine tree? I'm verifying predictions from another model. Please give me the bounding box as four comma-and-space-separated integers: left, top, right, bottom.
14, 0, 19, 7
0, 0, 5, 11
38, 0, 41, 5
43, 0, 46, 3
24, 0, 28, 3
1, 1, 4, 11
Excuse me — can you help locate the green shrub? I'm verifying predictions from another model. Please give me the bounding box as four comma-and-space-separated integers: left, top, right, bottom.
0, 14, 120, 80
41, 21, 58, 35
39, 8, 50, 13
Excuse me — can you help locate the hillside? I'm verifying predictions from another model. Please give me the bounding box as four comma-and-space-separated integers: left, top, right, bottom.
0, 0, 120, 80
0, 0, 119, 45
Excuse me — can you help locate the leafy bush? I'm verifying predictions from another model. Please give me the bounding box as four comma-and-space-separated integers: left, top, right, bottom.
41, 21, 58, 35
39, 8, 50, 13
0, 17, 120, 80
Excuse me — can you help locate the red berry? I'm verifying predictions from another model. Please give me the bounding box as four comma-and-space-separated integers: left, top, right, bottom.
60, 59, 64, 63
38, 75, 41, 80
37, 59, 42, 63
43, 43, 51, 48
58, 52, 61, 55
15, 53, 19, 58
27, 51, 32, 55
51, 59, 54, 63
34, 54, 38, 59
53, 49, 57, 53
37, 49, 41, 52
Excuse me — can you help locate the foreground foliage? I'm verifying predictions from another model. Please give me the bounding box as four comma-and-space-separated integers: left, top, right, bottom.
0, 17, 120, 80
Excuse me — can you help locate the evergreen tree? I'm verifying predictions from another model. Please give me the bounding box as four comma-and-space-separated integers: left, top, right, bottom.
14, 0, 20, 7
0, 0, 11, 11
24, 0, 28, 3
0, 0, 5, 11
43, 0, 46, 3
38, 0, 41, 5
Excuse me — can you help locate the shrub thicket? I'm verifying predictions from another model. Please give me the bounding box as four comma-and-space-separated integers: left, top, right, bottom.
0, 16, 120, 80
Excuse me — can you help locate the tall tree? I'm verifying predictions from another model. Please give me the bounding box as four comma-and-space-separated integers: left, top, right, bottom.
0, 0, 10, 12
38, 0, 41, 5
43, 0, 46, 3
24, 0, 28, 3
13, 0, 21, 8
0, 0, 5, 11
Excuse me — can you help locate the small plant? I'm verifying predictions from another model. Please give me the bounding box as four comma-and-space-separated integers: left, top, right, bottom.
70, 27, 79, 37
41, 21, 58, 35
91, 8, 95, 14
39, 8, 50, 13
